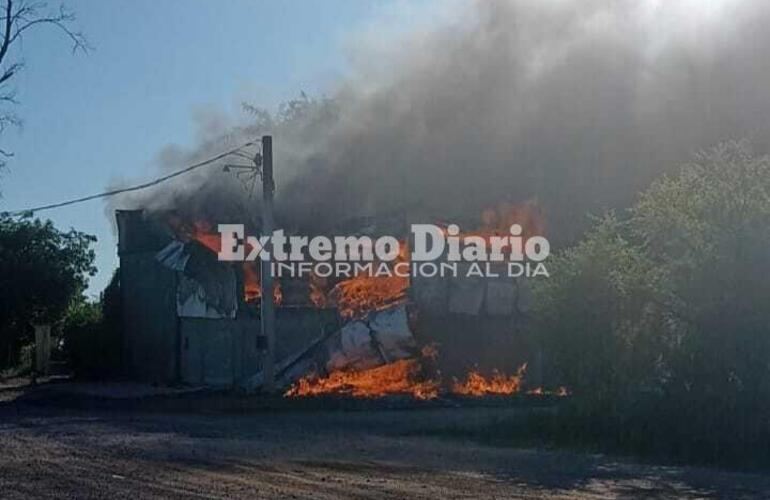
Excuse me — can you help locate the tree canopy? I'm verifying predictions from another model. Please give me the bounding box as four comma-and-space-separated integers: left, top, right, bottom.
0, 214, 95, 366
532, 140, 770, 462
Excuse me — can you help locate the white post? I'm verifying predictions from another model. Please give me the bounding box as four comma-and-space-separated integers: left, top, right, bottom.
33, 324, 51, 376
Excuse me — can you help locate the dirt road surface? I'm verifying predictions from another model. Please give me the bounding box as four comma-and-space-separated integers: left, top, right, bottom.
1, 384, 769, 499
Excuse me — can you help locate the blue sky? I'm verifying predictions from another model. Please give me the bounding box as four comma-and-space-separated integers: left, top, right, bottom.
0, 0, 442, 296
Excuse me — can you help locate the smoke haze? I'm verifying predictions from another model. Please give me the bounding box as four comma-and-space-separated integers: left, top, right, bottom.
110, 0, 770, 243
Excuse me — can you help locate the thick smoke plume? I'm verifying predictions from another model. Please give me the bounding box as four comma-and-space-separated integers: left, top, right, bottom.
110, 0, 770, 243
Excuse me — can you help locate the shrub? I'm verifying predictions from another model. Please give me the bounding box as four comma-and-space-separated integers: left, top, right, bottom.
62, 271, 122, 379
0, 215, 95, 368
533, 213, 669, 411
532, 141, 770, 465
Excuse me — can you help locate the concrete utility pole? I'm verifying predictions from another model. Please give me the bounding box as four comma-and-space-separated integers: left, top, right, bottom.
260, 135, 276, 393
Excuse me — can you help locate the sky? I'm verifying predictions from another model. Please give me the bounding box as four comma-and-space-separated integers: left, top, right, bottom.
0, 0, 445, 296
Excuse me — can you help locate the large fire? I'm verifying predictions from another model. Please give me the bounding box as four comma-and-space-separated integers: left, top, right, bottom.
169, 202, 554, 400
284, 362, 531, 399
284, 360, 569, 400
285, 346, 531, 399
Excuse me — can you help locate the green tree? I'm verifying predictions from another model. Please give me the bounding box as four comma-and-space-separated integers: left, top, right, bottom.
633, 140, 770, 433
533, 213, 669, 410
0, 214, 95, 367
532, 140, 770, 462
62, 269, 122, 379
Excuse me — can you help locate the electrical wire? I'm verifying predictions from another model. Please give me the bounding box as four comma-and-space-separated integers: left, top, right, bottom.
2, 141, 257, 216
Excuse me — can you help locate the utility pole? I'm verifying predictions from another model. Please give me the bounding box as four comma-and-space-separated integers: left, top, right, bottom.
260, 135, 276, 393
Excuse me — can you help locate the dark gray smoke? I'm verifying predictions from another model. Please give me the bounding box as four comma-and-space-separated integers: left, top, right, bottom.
110, 0, 770, 243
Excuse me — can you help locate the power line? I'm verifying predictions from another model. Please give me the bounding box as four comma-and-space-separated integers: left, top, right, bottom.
2, 141, 258, 217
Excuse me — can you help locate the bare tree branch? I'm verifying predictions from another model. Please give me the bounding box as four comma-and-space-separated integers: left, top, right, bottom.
0, 0, 15, 68
8, 3, 89, 53
0, 0, 88, 173
0, 61, 21, 85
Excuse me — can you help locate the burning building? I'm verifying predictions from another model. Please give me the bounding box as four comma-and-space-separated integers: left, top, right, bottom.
115, 200, 548, 397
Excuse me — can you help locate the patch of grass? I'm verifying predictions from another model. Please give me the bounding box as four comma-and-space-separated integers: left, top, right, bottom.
403, 398, 770, 471
0, 344, 33, 380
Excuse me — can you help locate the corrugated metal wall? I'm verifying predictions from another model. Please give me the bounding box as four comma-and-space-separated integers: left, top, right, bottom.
117, 210, 179, 383
116, 209, 338, 387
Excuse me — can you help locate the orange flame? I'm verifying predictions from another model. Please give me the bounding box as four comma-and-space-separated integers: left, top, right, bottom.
330, 274, 409, 320
284, 358, 440, 400
478, 200, 545, 240
284, 359, 568, 399
329, 240, 410, 320
176, 221, 283, 305
437, 200, 546, 256
284, 363, 534, 399
451, 365, 527, 396
285, 345, 538, 399
309, 273, 329, 308
190, 221, 223, 254
242, 262, 282, 305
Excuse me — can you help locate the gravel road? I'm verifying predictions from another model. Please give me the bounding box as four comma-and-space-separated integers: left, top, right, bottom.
1, 384, 768, 499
